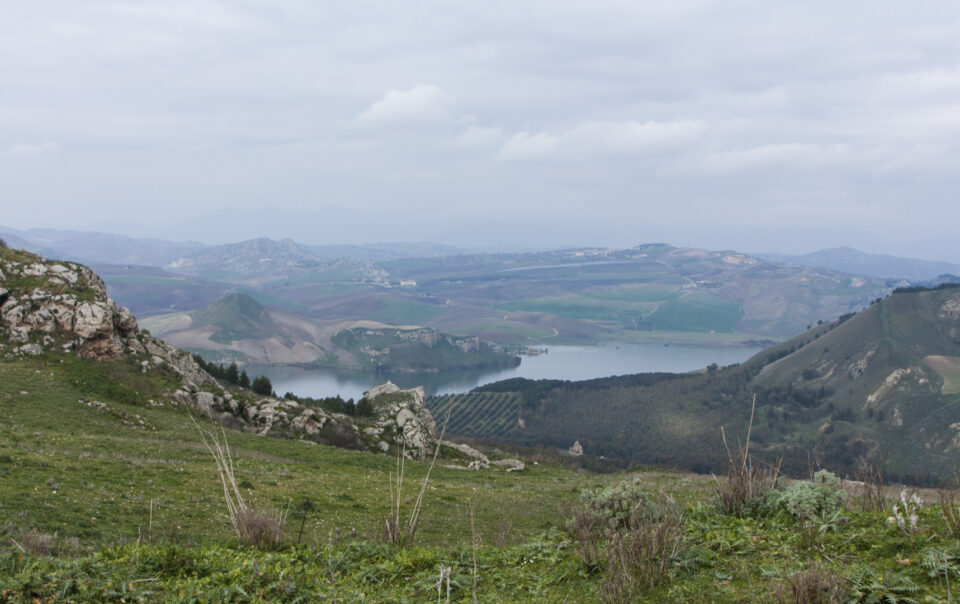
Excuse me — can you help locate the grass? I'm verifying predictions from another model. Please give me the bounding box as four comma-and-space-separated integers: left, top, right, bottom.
0, 353, 604, 550
7, 349, 960, 600
367, 299, 443, 325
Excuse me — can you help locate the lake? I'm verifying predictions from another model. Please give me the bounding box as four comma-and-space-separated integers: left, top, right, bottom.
248, 342, 764, 401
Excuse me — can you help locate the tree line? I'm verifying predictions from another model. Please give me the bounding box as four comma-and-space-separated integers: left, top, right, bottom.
191, 355, 274, 396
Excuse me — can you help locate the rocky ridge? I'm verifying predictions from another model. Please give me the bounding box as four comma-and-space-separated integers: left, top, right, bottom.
0, 247, 520, 470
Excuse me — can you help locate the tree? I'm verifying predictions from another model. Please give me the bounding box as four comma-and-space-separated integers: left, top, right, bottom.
225, 363, 240, 385
251, 375, 273, 396
239, 370, 250, 389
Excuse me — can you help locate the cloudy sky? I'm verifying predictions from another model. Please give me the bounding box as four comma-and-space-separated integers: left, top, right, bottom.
2, 1, 960, 259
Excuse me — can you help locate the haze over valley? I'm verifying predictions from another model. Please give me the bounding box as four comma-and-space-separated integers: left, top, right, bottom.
5, 2, 960, 600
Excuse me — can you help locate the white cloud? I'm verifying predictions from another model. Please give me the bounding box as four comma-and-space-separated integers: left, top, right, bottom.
355, 84, 453, 126
692, 143, 885, 174
448, 125, 504, 148
4, 142, 59, 158
497, 120, 704, 161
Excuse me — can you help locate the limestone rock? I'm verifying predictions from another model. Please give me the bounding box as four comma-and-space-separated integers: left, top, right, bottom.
491, 459, 525, 472
364, 382, 438, 459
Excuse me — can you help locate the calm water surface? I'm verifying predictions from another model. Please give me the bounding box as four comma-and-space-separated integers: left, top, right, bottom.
249, 342, 763, 401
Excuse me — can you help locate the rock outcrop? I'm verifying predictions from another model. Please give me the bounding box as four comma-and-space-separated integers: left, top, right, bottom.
361, 381, 438, 460
1, 249, 522, 471
0, 251, 219, 391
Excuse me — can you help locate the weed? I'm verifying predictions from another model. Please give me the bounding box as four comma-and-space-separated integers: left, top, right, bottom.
494, 517, 513, 548
13, 529, 56, 557
772, 564, 847, 604
714, 395, 781, 517
847, 567, 919, 603
384, 408, 450, 547
920, 547, 958, 602
600, 491, 685, 603
887, 489, 924, 538
939, 484, 960, 539
781, 471, 844, 521
854, 456, 888, 513
195, 422, 288, 550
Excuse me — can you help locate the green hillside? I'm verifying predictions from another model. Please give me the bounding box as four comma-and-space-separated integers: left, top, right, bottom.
330, 327, 520, 372
190, 293, 275, 344
432, 287, 960, 484
6, 352, 960, 602
5, 248, 960, 602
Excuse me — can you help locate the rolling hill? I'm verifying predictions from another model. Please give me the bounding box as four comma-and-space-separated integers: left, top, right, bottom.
760, 246, 960, 281
430, 285, 960, 483
144, 292, 519, 370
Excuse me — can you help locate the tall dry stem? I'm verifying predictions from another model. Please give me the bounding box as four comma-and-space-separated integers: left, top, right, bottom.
713, 394, 781, 516
384, 407, 451, 547
195, 419, 288, 549
854, 456, 888, 512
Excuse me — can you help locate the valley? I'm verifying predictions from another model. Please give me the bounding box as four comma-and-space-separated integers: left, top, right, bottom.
3, 244, 960, 602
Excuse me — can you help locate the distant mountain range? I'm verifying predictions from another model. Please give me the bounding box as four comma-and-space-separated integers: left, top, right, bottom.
0, 225, 467, 267
759, 246, 960, 281
2, 225, 902, 343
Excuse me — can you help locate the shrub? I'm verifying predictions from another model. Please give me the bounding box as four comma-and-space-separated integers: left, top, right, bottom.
17, 529, 56, 556
600, 492, 685, 603
714, 396, 781, 517
581, 476, 651, 531
773, 564, 847, 604
571, 479, 685, 602
780, 470, 844, 521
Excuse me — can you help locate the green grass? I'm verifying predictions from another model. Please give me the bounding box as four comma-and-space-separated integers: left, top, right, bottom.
938, 370, 960, 395
190, 293, 275, 343
645, 292, 743, 333
5, 351, 960, 601
0, 353, 601, 551
367, 299, 443, 325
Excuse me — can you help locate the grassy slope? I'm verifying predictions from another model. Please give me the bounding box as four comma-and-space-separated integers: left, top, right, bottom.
428, 290, 960, 483
4, 355, 960, 601
190, 293, 276, 344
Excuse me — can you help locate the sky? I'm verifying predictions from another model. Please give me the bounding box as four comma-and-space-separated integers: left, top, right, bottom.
2, 1, 960, 260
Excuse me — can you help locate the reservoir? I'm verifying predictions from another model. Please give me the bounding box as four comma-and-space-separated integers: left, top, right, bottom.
249, 342, 764, 402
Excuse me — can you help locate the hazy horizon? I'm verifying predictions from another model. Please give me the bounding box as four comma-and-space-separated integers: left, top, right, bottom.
4, 2, 960, 262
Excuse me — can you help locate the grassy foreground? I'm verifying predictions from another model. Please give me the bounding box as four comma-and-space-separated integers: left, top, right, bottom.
2, 354, 960, 602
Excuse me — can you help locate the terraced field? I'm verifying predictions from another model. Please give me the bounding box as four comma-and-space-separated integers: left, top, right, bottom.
428, 391, 523, 438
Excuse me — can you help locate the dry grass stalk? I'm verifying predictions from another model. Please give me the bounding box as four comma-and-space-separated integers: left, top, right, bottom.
384, 408, 451, 547
939, 482, 960, 538
854, 457, 887, 513
773, 564, 847, 604
16, 529, 56, 556
195, 421, 288, 549
469, 499, 479, 604
494, 517, 513, 549
600, 492, 685, 603
713, 394, 781, 516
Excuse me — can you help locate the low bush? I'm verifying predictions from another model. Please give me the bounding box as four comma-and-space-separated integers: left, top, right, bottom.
773, 564, 847, 604
780, 470, 844, 521
600, 492, 684, 603
572, 478, 685, 603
